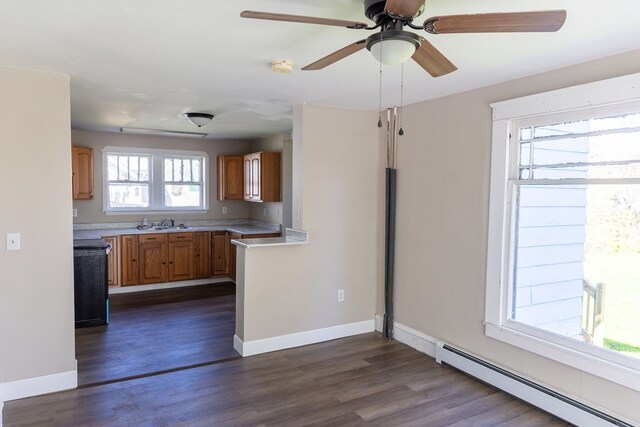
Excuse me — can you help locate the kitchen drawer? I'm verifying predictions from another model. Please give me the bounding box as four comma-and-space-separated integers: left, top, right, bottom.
168, 232, 193, 242
138, 234, 167, 244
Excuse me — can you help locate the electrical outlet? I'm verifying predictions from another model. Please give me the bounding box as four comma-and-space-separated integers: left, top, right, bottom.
222, 206, 228, 215
72, 208, 78, 217
337, 289, 345, 302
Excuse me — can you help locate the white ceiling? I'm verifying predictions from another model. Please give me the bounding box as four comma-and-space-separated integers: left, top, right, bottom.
1, 0, 639, 139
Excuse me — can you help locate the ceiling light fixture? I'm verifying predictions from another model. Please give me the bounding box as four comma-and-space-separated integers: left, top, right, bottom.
366, 31, 421, 65
185, 112, 214, 127
120, 127, 207, 139
272, 60, 293, 73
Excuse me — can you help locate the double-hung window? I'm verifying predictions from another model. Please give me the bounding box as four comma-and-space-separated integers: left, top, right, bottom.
486, 73, 640, 391
103, 147, 208, 213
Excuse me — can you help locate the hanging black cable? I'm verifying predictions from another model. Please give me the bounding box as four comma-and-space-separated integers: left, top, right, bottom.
377, 32, 383, 128
399, 63, 405, 136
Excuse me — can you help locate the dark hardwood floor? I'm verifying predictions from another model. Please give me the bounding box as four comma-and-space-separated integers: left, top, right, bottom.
75, 282, 238, 386
4, 332, 570, 426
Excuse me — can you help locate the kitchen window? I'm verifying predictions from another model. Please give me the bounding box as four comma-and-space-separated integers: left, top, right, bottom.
103, 147, 208, 213
486, 73, 640, 391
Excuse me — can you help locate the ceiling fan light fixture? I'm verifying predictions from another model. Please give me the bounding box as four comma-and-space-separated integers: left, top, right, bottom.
185, 112, 214, 127
366, 31, 421, 65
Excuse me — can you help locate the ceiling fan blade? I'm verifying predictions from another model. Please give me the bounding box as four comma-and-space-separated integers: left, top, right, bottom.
424, 10, 567, 34
412, 37, 457, 77
385, 0, 425, 18
302, 40, 367, 71
240, 10, 367, 29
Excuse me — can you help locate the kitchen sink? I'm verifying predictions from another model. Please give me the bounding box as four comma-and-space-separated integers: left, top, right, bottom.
136, 225, 190, 231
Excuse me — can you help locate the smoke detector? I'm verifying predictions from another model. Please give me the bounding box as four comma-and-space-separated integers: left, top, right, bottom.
272, 60, 293, 74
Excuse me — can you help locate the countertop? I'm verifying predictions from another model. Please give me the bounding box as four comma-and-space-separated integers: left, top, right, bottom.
73, 222, 281, 241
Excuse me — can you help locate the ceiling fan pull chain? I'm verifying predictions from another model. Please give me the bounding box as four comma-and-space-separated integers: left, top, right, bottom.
399, 63, 405, 136
377, 32, 384, 128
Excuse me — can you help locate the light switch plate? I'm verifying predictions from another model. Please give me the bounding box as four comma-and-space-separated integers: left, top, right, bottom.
72, 208, 78, 217
222, 206, 228, 215
6, 233, 20, 251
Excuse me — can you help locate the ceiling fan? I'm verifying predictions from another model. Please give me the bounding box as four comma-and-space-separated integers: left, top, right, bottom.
241, 0, 567, 77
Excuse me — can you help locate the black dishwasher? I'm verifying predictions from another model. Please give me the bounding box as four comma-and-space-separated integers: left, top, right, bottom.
73, 239, 110, 328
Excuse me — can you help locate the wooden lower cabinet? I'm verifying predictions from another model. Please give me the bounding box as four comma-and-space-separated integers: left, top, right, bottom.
117, 230, 280, 286
138, 234, 167, 285
228, 233, 241, 281
194, 232, 211, 279
120, 235, 139, 286
211, 232, 229, 276
168, 233, 194, 282
104, 236, 119, 287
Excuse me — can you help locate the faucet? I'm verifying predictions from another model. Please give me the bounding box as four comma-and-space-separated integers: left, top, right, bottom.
159, 219, 174, 227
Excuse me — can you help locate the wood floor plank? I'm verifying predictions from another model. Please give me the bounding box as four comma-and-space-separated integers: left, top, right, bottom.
5, 318, 573, 426
75, 282, 238, 385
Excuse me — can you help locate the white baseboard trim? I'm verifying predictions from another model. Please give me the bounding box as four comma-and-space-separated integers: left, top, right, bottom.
235, 319, 375, 357
374, 314, 438, 358
109, 277, 232, 294
372, 315, 633, 426
0, 367, 77, 403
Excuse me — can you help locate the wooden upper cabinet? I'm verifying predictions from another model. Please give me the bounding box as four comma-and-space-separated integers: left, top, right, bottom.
243, 152, 281, 202
217, 155, 244, 201
194, 231, 211, 279
71, 146, 94, 200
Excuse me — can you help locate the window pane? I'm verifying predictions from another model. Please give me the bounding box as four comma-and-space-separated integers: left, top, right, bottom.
174, 159, 182, 181
164, 158, 172, 182
118, 156, 128, 181
184, 159, 192, 182
108, 183, 150, 208
512, 184, 640, 358
139, 157, 150, 181
164, 184, 201, 207
129, 156, 139, 181
192, 159, 200, 182
107, 155, 118, 181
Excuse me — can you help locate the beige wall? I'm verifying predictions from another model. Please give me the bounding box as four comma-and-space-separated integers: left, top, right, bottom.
71, 129, 253, 224
238, 105, 383, 341
390, 49, 640, 422
0, 67, 76, 383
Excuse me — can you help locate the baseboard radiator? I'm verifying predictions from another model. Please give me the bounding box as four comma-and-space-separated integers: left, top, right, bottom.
435, 342, 632, 427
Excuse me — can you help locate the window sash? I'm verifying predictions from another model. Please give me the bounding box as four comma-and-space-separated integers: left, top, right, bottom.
102, 148, 208, 213
486, 73, 640, 393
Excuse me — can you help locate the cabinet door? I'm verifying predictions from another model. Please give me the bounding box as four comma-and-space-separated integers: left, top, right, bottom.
104, 236, 119, 287
250, 155, 261, 201
194, 232, 211, 279
260, 152, 281, 202
229, 232, 241, 281
212, 232, 228, 276
243, 156, 252, 200
120, 235, 139, 286
168, 240, 194, 282
139, 235, 167, 284
217, 156, 244, 201
71, 146, 94, 200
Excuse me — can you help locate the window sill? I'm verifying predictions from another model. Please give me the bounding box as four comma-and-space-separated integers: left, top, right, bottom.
485, 322, 640, 392
104, 209, 209, 216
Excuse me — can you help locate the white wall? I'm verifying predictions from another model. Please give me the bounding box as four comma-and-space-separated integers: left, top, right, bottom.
71, 129, 253, 224
0, 68, 76, 387
389, 49, 640, 423
237, 105, 383, 342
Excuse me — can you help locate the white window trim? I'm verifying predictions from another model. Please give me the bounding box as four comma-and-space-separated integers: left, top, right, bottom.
102, 146, 209, 214
486, 72, 640, 392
